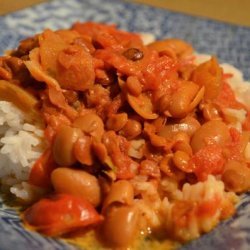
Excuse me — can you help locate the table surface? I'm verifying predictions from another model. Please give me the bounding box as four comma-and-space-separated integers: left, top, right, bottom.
0, 0, 250, 27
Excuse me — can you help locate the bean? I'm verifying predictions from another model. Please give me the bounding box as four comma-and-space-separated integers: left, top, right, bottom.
125, 76, 142, 96
175, 131, 190, 144
173, 141, 192, 156
123, 48, 144, 61
159, 154, 174, 176
100, 205, 139, 247
51, 168, 101, 207
106, 113, 128, 131
179, 117, 201, 136
73, 135, 93, 166
121, 119, 142, 139
201, 103, 221, 121
53, 125, 82, 166
173, 151, 191, 172
102, 180, 134, 212
149, 133, 167, 147
152, 116, 167, 133
168, 81, 204, 118
127, 92, 158, 120
157, 94, 171, 113
92, 141, 108, 163
73, 113, 104, 140
158, 117, 200, 139
222, 160, 250, 193
98, 176, 111, 198
191, 120, 230, 153
172, 132, 192, 154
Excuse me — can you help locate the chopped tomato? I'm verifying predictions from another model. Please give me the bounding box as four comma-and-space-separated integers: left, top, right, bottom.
103, 131, 137, 179
57, 44, 95, 91
72, 22, 142, 49
94, 49, 137, 76
215, 82, 245, 109
29, 148, 56, 188
196, 196, 221, 217
171, 200, 195, 228
141, 54, 178, 91
23, 194, 103, 236
112, 151, 138, 179
189, 144, 225, 181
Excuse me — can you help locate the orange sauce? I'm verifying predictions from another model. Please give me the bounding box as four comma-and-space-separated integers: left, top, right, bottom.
64, 230, 179, 250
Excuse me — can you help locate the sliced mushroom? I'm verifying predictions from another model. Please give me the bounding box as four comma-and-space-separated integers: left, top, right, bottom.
0, 80, 41, 122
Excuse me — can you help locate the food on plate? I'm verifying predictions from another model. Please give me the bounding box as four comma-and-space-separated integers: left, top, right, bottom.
0, 22, 250, 249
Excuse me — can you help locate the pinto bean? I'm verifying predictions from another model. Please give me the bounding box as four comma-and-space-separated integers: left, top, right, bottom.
73, 135, 93, 166
222, 160, 250, 193
51, 168, 101, 207
201, 103, 221, 121
100, 205, 139, 248
174, 132, 190, 144
158, 117, 200, 139
92, 141, 108, 163
125, 76, 142, 96
121, 119, 142, 139
191, 120, 230, 153
73, 113, 104, 140
168, 81, 204, 118
179, 117, 201, 136
106, 113, 128, 131
157, 94, 171, 113
159, 154, 174, 176
53, 125, 82, 166
173, 141, 192, 156
173, 151, 191, 172
102, 180, 134, 212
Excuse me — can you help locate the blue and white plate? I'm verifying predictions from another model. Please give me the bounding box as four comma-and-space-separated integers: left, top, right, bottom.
0, 0, 250, 249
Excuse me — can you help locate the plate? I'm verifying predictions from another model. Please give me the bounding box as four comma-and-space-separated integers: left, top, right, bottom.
0, 0, 250, 249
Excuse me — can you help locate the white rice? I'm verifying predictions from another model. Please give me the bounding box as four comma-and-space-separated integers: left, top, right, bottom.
161, 176, 238, 241
0, 101, 44, 200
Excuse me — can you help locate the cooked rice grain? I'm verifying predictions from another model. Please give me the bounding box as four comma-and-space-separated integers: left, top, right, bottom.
0, 101, 44, 198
